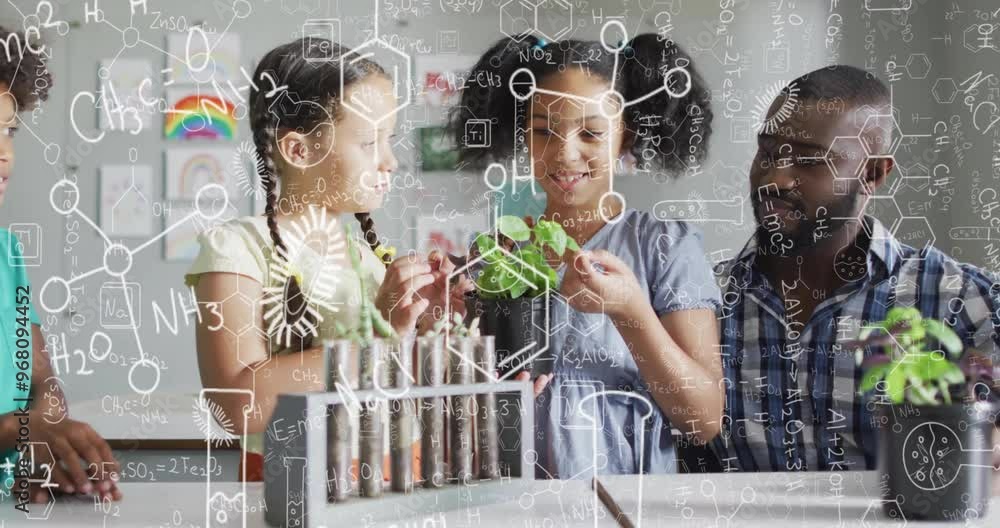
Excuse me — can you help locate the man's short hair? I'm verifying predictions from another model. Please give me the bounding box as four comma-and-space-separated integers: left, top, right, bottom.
785, 65, 890, 108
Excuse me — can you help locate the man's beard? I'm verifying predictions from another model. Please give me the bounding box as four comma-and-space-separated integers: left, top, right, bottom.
752, 191, 859, 256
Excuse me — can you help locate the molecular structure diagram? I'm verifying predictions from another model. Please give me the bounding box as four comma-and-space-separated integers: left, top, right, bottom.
40, 177, 231, 399
902, 421, 963, 491
334, 0, 413, 166
699, 478, 758, 528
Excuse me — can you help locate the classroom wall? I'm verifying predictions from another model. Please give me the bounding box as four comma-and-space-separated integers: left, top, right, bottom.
2, 0, 994, 414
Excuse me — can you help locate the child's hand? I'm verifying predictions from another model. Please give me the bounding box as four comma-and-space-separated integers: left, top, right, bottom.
23, 416, 122, 502
560, 249, 642, 319
414, 250, 475, 333
375, 255, 435, 334
515, 371, 553, 397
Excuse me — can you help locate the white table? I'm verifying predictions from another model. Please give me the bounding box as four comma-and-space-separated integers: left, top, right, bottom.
1, 472, 996, 527
0, 479, 611, 527
599, 471, 1000, 527
72, 393, 242, 483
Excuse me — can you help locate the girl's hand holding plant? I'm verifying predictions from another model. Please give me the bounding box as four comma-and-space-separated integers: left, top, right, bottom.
373, 246, 476, 336
374, 254, 435, 335
414, 250, 475, 334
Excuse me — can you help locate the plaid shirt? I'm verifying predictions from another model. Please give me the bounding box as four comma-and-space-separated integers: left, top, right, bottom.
711, 216, 1000, 472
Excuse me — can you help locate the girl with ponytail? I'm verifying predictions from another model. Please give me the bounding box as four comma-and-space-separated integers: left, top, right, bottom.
186, 37, 470, 480
450, 31, 723, 476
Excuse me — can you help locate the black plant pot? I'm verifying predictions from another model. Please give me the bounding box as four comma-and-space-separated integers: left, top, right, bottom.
877, 400, 999, 521
465, 293, 551, 378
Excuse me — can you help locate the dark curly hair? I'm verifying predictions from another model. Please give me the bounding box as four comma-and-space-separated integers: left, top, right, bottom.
448, 32, 712, 179
0, 26, 52, 110
249, 37, 390, 350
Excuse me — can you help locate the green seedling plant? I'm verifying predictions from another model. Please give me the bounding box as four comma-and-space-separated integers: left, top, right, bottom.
332, 227, 396, 343
854, 306, 968, 405
474, 216, 580, 300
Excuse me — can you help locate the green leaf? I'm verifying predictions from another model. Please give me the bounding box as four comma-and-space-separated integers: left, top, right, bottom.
943, 362, 966, 385
886, 366, 907, 404
508, 278, 529, 299
886, 306, 919, 324
911, 353, 964, 389
475, 233, 501, 263
921, 319, 963, 356
566, 237, 581, 252
859, 364, 889, 393
495, 266, 519, 295
534, 220, 567, 256
476, 232, 495, 252
546, 266, 559, 292
514, 248, 557, 295
907, 388, 929, 406
516, 247, 544, 272
498, 216, 530, 241
476, 265, 500, 299
532, 220, 555, 244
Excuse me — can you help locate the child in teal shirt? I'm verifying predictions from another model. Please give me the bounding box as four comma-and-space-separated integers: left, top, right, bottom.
0, 25, 121, 506
0, 227, 42, 493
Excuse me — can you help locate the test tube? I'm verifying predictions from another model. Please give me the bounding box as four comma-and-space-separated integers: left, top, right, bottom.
449, 336, 474, 484
474, 336, 499, 480
358, 338, 387, 498
324, 339, 353, 502
389, 334, 414, 493
418, 335, 445, 488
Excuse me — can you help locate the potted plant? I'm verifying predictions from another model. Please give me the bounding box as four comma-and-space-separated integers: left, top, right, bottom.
853, 307, 999, 521
464, 216, 579, 377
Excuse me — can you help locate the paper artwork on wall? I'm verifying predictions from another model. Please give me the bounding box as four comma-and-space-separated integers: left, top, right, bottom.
165, 147, 237, 200
415, 55, 476, 108
166, 33, 242, 84
164, 88, 237, 140
100, 164, 155, 238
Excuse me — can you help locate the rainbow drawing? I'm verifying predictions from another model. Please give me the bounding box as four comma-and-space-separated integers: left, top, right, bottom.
164, 89, 236, 140
165, 147, 234, 200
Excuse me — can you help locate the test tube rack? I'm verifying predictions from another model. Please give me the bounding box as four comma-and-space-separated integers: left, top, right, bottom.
263, 381, 534, 527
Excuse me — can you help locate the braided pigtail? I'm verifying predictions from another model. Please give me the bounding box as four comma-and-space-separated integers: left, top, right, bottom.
252, 86, 316, 351
355, 212, 389, 266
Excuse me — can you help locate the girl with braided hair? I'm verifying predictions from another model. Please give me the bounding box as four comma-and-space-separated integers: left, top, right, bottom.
448, 32, 722, 477
186, 38, 470, 480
